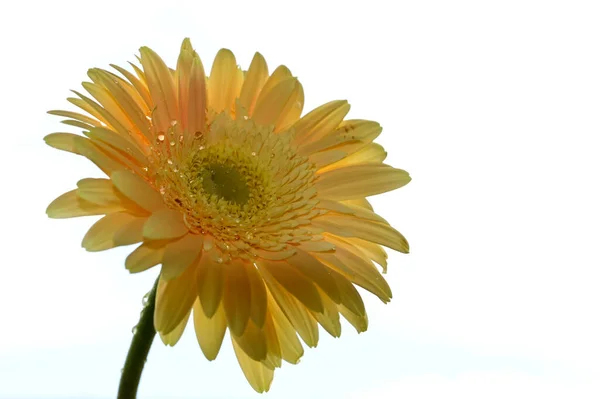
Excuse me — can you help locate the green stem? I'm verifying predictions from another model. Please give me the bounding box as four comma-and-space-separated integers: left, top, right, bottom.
117, 278, 159, 399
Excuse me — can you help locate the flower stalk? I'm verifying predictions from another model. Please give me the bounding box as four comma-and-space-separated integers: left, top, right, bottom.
117, 278, 159, 399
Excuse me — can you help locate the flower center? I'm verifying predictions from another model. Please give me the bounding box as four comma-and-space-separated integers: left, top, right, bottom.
150, 112, 321, 261
200, 163, 250, 205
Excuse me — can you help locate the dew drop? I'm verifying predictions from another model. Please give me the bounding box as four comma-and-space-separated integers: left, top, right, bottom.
199, 145, 205, 150
251, 151, 257, 156
159, 186, 166, 195
157, 134, 165, 142
145, 115, 152, 121
131, 325, 138, 334
142, 166, 149, 172
243, 115, 249, 120
217, 257, 223, 263
167, 159, 173, 165
170, 141, 175, 147
179, 135, 184, 143
170, 120, 178, 127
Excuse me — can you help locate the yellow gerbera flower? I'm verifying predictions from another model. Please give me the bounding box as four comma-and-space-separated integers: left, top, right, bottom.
45, 38, 410, 392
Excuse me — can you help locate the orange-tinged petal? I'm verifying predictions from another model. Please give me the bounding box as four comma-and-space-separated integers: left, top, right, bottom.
161, 233, 203, 280
143, 209, 187, 240
316, 164, 411, 200
193, 300, 227, 361
46, 189, 126, 218
159, 310, 190, 346
125, 241, 165, 273
208, 49, 242, 115
177, 38, 207, 140
82, 212, 142, 251
232, 337, 274, 393
139, 46, 179, 132
154, 263, 196, 334
239, 52, 268, 115
111, 170, 164, 212
113, 215, 146, 246
85, 127, 148, 164
47, 110, 102, 127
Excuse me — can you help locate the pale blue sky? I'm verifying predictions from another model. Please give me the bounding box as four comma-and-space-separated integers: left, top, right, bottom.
1, 0, 599, 398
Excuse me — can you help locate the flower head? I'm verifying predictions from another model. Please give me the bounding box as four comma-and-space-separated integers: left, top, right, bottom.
46, 38, 410, 392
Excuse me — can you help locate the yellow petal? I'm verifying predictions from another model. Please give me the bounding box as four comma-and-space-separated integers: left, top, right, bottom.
111, 170, 164, 212
196, 250, 224, 318
44, 132, 87, 154
316, 164, 411, 200
223, 259, 252, 336
310, 287, 341, 338
339, 303, 368, 333
286, 249, 341, 303
161, 233, 203, 280
327, 270, 366, 317
154, 263, 197, 334
110, 63, 152, 110
299, 119, 382, 156
85, 127, 147, 165
259, 259, 323, 313
177, 38, 207, 139
252, 77, 301, 129
232, 319, 268, 362
262, 313, 282, 369
318, 239, 392, 303
125, 242, 165, 273
313, 214, 409, 253
193, 300, 227, 361
343, 237, 388, 272
245, 262, 267, 328
292, 100, 350, 146
259, 266, 319, 347
46, 189, 125, 218
267, 294, 304, 364
208, 49, 242, 115
239, 52, 268, 115
143, 209, 188, 240
82, 212, 142, 251
87, 69, 151, 142
113, 215, 146, 247
73, 136, 125, 175
320, 143, 387, 172
139, 46, 179, 132
159, 310, 190, 346
232, 337, 274, 393
47, 110, 102, 127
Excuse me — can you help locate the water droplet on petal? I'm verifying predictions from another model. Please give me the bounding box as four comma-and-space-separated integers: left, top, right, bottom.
157, 134, 165, 142
167, 159, 173, 165
159, 186, 166, 195
251, 151, 256, 156
170, 120, 178, 126
243, 115, 249, 120
170, 141, 175, 147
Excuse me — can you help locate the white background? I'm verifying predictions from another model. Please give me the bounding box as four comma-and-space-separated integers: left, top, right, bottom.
1, 0, 599, 398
